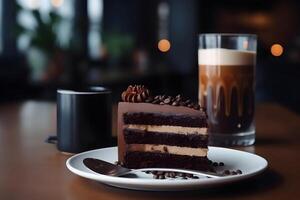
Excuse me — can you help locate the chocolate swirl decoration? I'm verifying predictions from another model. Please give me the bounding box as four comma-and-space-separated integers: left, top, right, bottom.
121, 85, 150, 102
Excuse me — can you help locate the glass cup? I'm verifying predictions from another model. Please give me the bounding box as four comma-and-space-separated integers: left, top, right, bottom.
198, 34, 257, 146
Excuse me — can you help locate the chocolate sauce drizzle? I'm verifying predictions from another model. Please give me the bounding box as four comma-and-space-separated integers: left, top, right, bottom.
199, 65, 254, 133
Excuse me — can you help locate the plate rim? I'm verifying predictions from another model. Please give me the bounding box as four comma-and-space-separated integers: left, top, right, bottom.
66, 146, 268, 189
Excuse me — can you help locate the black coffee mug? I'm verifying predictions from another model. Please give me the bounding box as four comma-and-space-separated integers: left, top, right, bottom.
57, 86, 112, 153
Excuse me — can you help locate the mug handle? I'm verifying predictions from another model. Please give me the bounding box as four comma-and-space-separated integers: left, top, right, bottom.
45, 135, 58, 144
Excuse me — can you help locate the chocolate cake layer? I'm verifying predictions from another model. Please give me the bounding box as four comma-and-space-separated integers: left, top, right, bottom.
124, 151, 212, 171
124, 128, 208, 148
123, 112, 207, 127
118, 102, 208, 163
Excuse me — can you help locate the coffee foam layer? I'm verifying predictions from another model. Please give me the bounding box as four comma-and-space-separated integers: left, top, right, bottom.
198, 48, 256, 66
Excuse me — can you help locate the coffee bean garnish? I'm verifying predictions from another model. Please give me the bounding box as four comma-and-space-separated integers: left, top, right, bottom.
145, 96, 154, 103
152, 99, 160, 104
172, 101, 179, 106
147, 93, 201, 110
193, 104, 200, 110
163, 98, 171, 104
179, 101, 186, 106
159, 95, 166, 101
175, 94, 182, 99
122, 86, 203, 110
187, 104, 193, 108
184, 99, 191, 104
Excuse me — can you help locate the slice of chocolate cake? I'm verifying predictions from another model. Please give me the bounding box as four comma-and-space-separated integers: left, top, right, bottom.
118, 85, 211, 171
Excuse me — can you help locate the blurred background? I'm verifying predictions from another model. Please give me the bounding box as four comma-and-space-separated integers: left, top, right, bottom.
0, 0, 300, 112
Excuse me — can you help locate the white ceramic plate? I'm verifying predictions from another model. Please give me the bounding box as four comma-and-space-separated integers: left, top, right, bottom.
66, 146, 268, 191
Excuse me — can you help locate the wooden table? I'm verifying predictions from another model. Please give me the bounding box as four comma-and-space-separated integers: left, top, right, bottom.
0, 101, 299, 200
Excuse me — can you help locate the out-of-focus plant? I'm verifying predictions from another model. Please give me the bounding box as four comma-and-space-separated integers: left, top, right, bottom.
103, 32, 134, 63
15, 3, 62, 56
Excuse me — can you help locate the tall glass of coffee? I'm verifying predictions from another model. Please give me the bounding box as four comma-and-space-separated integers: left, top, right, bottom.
198, 34, 257, 146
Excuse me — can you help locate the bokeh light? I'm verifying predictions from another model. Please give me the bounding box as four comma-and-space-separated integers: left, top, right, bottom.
51, 0, 64, 8
271, 44, 284, 57
158, 39, 171, 52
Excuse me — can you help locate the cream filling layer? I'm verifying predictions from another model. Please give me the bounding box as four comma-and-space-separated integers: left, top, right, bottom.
126, 125, 207, 135
127, 144, 208, 157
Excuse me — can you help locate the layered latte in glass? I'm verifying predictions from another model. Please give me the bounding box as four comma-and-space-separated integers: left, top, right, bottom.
198, 34, 257, 146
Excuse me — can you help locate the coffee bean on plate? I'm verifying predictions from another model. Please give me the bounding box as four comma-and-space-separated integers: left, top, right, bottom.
223, 170, 230, 175
159, 175, 165, 179
186, 173, 193, 178
157, 171, 164, 175
231, 171, 237, 175
170, 172, 176, 178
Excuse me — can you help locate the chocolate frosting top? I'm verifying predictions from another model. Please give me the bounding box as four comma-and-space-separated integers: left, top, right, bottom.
121, 85, 203, 111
